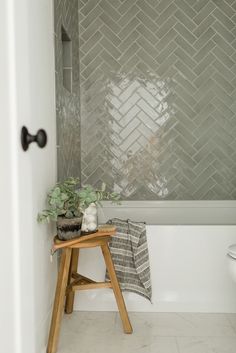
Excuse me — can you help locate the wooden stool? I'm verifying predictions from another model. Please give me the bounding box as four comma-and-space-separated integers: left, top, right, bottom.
47, 228, 133, 353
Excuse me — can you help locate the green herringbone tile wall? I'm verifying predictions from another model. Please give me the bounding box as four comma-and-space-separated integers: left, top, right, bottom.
80, 0, 236, 200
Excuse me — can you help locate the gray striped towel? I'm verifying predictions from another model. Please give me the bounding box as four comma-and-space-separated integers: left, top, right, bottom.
105, 218, 152, 301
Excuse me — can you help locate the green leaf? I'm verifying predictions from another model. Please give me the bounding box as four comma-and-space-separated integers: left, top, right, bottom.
51, 187, 61, 197
60, 193, 68, 201
65, 210, 73, 218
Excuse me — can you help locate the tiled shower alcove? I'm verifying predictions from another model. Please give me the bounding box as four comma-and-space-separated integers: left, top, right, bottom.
56, 0, 236, 201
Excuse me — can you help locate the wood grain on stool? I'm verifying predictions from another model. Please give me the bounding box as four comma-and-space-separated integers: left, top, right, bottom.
102, 243, 133, 334
47, 229, 132, 353
47, 247, 72, 353
65, 248, 79, 314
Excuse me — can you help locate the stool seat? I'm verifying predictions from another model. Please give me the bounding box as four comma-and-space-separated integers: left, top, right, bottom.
53, 227, 117, 249
47, 228, 133, 353
54, 234, 112, 249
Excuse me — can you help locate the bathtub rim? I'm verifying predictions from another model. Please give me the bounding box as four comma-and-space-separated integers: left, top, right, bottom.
98, 200, 236, 225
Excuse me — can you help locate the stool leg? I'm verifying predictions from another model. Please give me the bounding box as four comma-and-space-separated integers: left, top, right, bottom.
101, 244, 133, 334
47, 248, 72, 353
65, 248, 79, 314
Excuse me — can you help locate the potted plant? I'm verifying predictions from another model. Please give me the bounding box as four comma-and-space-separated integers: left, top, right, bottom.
38, 177, 120, 240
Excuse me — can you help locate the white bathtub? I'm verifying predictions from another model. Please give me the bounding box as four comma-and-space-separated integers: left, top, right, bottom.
74, 202, 236, 313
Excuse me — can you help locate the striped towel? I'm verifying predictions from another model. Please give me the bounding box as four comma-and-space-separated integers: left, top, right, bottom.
106, 218, 152, 301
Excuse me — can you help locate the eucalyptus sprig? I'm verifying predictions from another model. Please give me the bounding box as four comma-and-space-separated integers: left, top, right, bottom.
78, 182, 120, 211
38, 177, 121, 224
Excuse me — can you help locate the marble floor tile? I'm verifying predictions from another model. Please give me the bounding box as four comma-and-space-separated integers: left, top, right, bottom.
148, 337, 179, 353
58, 312, 117, 353
61, 311, 117, 335
177, 336, 236, 353
127, 312, 236, 337
227, 314, 236, 334
57, 312, 236, 353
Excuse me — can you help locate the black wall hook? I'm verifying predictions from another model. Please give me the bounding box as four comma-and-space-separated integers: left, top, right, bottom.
21, 126, 47, 151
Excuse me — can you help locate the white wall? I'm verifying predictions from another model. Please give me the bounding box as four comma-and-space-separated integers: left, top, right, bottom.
0, 1, 57, 353
74, 226, 236, 313
0, 1, 19, 352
